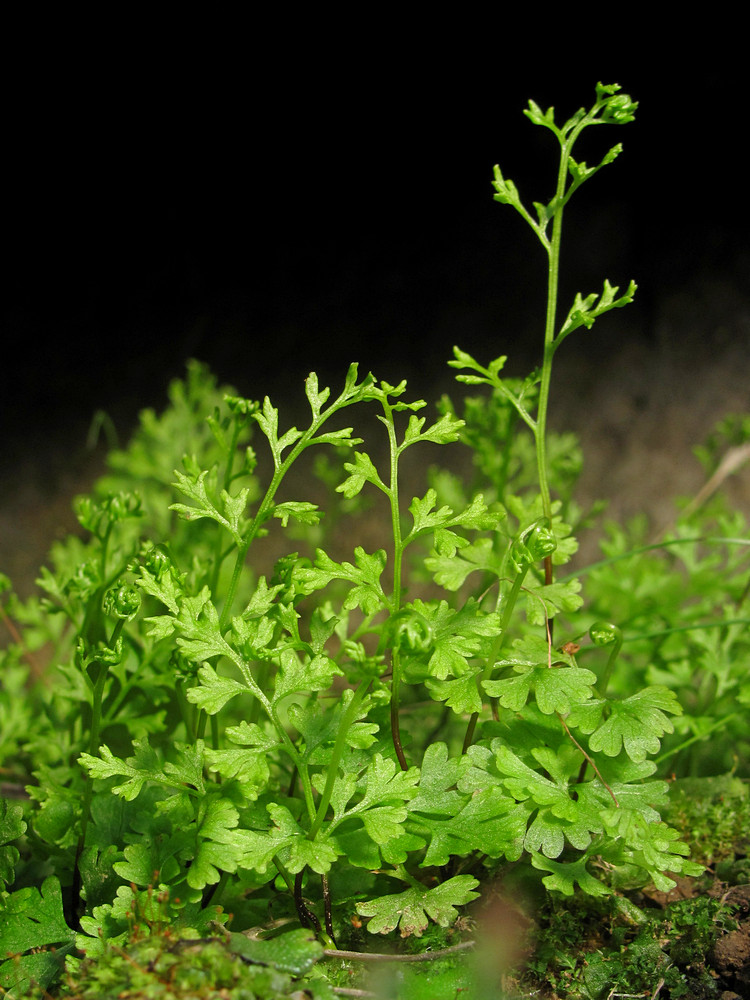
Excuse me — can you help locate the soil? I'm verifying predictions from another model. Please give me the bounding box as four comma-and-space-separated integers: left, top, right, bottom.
709, 884, 750, 994
641, 877, 750, 996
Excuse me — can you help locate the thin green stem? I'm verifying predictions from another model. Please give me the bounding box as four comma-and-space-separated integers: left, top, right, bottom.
295, 761, 317, 824
173, 679, 196, 739
558, 536, 750, 583
86, 620, 126, 760
462, 566, 528, 752
534, 130, 570, 523
530, 92, 615, 541
227, 648, 315, 818
532, 102, 612, 633
597, 635, 623, 699
99, 521, 114, 582
220, 465, 284, 631
308, 680, 372, 840
210, 418, 244, 597
654, 713, 740, 765
220, 393, 363, 632
623, 618, 750, 643
195, 709, 208, 741
394, 864, 427, 891
273, 855, 295, 895
73, 616, 126, 920
382, 401, 410, 770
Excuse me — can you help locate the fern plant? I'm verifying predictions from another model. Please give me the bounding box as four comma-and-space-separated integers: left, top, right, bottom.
3, 83, 741, 1000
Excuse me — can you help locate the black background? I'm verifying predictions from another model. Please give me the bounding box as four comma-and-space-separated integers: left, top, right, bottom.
4, 35, 747, 471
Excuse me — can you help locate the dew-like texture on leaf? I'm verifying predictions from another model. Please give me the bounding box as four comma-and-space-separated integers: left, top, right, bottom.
523, 578, 583, 624
491, 744, 617, 857
399, 598, 501, 684
425, 670, 483, 714
294, 546, 387, 614
485, 663, 596, 714
426, 536, 505, 590
406, 746, 527, 864
408, 743, 464, 816
227, 927, 323, 975
275, 648, 343, 701
357, 875, 479, 937
242, 803, 340, 875
568, 687, 681, 762
114, 840, 180, 886
32, 793, 79, 848
273, 500, 322, 527
203, 745, 271, 798
337, 451, 386, 499
335, 755, 419, 838
171, 468, 250, 545
419, 788, 528, 866
530, 853, 610, 897
0, 875, 74, 953
186, 664, 246, 715
0, 876, 76, 995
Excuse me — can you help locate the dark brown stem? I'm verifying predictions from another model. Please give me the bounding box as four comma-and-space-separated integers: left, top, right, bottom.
462, 713, 478, 754
294, 870, 321, 933
558, 713, 619, 808
544, 553, 554, 643
322, 874, 335, 943
575, 757, 588, 786
390, 696, 408, 771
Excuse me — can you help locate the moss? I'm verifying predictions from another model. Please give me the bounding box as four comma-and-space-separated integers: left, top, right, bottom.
25, 933, 331, 1000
